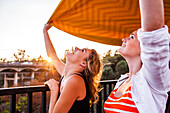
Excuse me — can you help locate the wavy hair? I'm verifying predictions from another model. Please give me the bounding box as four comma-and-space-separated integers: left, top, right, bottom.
83, 49, 102, 105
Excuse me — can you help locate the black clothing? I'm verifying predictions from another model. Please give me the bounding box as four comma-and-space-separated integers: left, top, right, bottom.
58, 73, 90, 113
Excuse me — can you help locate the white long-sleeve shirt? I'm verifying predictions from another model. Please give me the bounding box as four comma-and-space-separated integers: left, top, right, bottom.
115, 25, 170, 113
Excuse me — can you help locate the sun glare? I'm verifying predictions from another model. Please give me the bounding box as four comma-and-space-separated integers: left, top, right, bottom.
47, 57, 52, 62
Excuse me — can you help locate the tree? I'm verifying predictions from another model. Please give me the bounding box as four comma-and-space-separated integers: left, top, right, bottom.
102, 50, 112, 63
13, 49, 27, 62
102, 66, 116, 80
115, 60, 128, 79
0, 58, 7, 63
37, 55, 44, 62
101, 50, 129, 80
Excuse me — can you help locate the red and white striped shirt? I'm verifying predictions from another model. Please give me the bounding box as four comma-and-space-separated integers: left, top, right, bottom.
104, 85, 139, 113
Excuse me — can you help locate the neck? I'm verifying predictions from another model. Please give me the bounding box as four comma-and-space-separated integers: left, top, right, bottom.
63, 63, 82, 78
125, 56, 142, 76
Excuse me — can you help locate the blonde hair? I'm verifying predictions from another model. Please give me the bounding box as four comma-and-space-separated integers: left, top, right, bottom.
83, 49, 102, 105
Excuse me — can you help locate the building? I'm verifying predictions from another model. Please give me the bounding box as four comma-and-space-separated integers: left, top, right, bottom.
0, 62, 52, 88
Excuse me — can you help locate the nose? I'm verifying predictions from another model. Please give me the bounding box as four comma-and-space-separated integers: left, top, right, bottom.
122, 37, 130, 43
122, 38, 127, 43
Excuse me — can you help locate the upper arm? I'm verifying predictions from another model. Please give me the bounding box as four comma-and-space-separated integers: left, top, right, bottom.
139, 0, 164, 31
137, 26, 170, 91
52, 75, 85, 113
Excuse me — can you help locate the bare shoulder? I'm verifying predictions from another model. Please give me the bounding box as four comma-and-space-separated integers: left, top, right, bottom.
66, 74, 85, 87
54, 74, 86, 112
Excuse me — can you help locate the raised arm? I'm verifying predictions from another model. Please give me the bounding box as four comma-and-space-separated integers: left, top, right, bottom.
139, 0, 165, 31
137, 0, 170, 91
43, 24, 65, 76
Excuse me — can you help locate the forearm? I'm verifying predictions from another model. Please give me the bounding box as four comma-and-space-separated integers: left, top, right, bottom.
43, 29, 65, 75
139, 0, 164, 31
43, 29, 60, 61
49, 91, 59, 113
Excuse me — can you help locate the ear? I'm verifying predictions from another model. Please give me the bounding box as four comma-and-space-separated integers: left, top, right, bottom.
80, 61, 87, 68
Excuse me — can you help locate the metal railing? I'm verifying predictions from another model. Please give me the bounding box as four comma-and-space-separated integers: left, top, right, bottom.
91, 80, 117, 113
0, 80, 169, 113
0, 85, 50, 113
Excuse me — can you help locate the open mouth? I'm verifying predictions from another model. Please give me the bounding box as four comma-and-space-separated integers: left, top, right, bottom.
71, 50, 76, 55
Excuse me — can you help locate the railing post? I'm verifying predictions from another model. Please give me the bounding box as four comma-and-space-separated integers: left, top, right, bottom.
98, 91, 102, 113
41, 91, 46, 113
109, 83, 112, 94
90, 104, 94, 113
10, 94, 16, 113
27, 92, 32, 113
104, 84, 107, 101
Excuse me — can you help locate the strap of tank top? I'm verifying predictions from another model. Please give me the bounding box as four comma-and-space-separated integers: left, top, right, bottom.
71, 73, 84, 78
58, 76, 64, 89
59, 73, 83, 88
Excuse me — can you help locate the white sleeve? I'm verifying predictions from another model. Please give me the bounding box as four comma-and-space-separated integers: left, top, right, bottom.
137, 25, 170, 92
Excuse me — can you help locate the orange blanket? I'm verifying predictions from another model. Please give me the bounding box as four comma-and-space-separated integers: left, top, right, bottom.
47, 0, 170, 46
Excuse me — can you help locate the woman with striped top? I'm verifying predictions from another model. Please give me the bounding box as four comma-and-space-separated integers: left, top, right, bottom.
104, 0, 170, 113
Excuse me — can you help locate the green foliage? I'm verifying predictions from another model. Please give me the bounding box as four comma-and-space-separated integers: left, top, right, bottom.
102, 67, 116, 80
1, 110, 9, 113
1, 102, 10, 113
16, 96, 27, 112
101, 50, 129, 80
1, 96, 27, 113
116, 60, 128, 75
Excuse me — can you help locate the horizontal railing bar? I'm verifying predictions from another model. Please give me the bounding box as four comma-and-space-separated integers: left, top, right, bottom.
0, 80, 169, 113
100, 80, 117, 84
0, 80, 117, 96
0, 85, 50, 96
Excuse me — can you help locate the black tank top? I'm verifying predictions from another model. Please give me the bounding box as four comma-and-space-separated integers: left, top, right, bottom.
58, 73, 90, 113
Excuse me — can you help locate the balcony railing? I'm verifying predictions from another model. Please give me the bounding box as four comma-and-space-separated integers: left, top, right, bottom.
0, 80, 169, 113
0, 85, 50, 113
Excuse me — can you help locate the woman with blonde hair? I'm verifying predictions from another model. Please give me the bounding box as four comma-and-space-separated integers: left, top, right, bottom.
43, 24, 102, 113
104, 0, 170, 112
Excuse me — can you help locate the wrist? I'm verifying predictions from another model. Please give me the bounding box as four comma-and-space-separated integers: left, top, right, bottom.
51, 90, 59, 97
51, 89, 59, 94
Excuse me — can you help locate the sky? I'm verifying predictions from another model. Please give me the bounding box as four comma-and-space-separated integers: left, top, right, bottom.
0, 0, 120, 61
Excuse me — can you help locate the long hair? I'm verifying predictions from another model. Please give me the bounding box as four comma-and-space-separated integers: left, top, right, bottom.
83, 49, 102, 105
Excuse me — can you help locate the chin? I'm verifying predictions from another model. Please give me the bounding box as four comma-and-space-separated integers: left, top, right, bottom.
118, 48, 129, 57
118, 47, 124, 54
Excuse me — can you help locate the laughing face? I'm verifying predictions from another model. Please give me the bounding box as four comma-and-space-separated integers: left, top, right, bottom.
118, 31, 141, 58
66, 47, 92, 66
